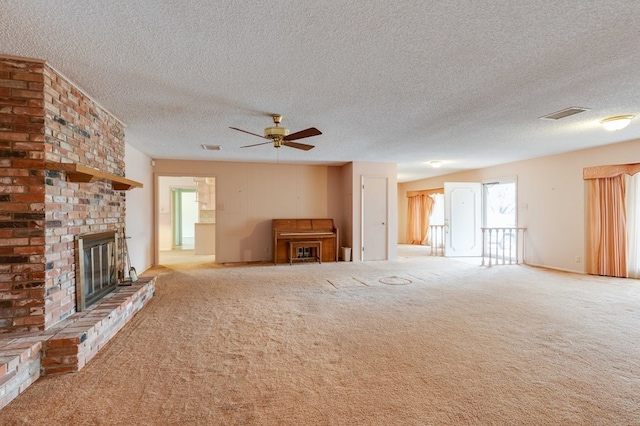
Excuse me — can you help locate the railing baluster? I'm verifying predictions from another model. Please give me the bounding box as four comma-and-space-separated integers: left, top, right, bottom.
496, 228, 506, 265
491, 229, 495, 266
513, 228, 517, 265
509, 226, 518, 265
481, 227, 486, 266
428, 224, 446, 257
481, 227, 526, 266
430, 225, 434, 256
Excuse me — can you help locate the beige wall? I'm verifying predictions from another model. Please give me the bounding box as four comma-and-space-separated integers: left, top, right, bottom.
152, 160, 343, 264
341, 162, 354, 250
122, 154, 398, 267
398, 138, 640, 273
129, 137, 639, 273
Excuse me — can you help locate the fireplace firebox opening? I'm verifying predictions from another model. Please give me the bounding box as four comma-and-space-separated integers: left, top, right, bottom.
75, 231, 119, 311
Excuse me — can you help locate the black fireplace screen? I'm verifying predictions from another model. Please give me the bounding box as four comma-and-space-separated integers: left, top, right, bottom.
76, 231, 118, 311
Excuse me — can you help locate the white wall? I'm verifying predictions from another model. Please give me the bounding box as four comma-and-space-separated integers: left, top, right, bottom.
398, 138, 640, 273
124, 143, 154, 273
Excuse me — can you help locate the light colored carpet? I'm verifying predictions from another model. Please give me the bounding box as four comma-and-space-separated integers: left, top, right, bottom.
158, 249, 215, 265
1, 247, 639, 425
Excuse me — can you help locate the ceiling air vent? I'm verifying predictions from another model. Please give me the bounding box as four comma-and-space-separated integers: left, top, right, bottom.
201, 144, 221, 151
540, 107, 590, 120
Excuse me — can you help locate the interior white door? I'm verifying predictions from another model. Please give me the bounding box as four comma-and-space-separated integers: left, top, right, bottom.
444, 182, 482, 257
362, 176, 388, 261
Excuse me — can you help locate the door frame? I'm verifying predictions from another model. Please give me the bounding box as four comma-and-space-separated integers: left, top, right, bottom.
154, 174, 216, 267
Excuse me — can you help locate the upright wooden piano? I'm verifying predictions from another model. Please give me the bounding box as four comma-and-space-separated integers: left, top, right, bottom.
273, 218, 339, 264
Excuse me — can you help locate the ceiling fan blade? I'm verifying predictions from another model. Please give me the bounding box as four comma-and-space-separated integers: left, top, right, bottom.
229, 127, 267, 139
283, 141, 315, 151
283, 127, 322, 141
241, 141, 273, 148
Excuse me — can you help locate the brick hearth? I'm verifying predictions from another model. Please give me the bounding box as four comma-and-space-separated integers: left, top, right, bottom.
0, 277, 155, 409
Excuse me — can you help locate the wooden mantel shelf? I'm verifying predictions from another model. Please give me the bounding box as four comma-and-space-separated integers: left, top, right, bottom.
45, 162, 143, 190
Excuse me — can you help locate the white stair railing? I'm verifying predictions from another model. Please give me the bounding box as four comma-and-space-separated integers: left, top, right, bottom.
429, 225, 446, 256
481, 227, 526, 266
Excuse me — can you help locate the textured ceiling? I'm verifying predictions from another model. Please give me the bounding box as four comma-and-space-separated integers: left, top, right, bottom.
2, 1, 640, 182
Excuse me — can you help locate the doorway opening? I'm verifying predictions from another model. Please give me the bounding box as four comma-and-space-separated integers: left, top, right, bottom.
172, 188, 197, 249
157, 176, 216, 266
483, 180, 517, 259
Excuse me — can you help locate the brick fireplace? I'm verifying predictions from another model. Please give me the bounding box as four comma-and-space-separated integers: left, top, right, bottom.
0, 55, 155, 407
1, 54, 134, 333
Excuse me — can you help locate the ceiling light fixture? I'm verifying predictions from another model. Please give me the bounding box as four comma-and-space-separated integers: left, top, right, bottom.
601, 115, 634, 131
430, 161, 442, 168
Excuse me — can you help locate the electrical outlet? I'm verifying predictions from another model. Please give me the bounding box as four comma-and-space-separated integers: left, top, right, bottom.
575, 256, 581, 263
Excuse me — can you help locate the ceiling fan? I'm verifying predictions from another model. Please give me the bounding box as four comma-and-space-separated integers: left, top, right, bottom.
230, 114, 321, 151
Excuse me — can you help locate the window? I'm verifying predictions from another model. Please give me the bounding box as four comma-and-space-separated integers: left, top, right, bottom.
483, 180, 517, 257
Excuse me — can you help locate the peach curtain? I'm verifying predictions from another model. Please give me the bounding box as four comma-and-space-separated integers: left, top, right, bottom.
406, 191, 438, 245
626, 174, 640, 278
583, 163, 640, 179
586, 175, 627, 277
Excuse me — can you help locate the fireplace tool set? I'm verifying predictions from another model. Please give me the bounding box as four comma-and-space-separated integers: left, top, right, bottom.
120, 234, 138, 285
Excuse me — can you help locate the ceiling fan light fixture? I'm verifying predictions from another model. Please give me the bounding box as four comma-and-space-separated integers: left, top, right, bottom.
264, 126, 290, 138
231, 113, 320, 151
601, 115, 634, 131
